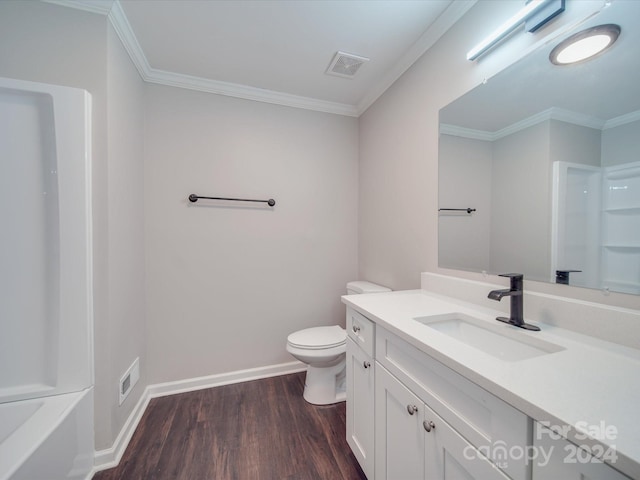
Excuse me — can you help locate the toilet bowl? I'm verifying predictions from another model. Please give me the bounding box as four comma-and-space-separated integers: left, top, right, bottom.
286, 281, 391, 405
287, 325, 347, 405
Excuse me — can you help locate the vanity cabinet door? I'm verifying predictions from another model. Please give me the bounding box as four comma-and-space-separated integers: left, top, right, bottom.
376, 365, 512, 480
346, 337, 375, 479
423, 402, 512, 480
376, 326, 529, 480
375, 365, 425, 480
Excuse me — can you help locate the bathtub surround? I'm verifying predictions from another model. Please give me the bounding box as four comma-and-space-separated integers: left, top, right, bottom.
0, 75, 94, 480
0, 77, 93, 403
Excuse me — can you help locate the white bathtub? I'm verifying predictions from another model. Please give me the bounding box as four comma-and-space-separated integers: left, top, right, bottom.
0, 389, 93, 480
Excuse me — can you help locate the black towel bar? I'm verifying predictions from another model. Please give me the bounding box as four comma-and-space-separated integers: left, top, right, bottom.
438, 208, 476, 214
189, 194, 276, 207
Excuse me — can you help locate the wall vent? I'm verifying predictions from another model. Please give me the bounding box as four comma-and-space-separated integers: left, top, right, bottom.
119, 357, 140, 405
326, 51, 369, 78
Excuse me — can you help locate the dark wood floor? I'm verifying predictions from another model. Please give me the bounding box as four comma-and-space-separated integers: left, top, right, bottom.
93, 372, 367, 480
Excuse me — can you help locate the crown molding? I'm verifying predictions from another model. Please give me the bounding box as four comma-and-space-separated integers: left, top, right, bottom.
603, 109, 640, 130
144, 69, 360, 116
546, 107, 605, 130
439, 123, 494, 141
492, 107, 605, 140
441, 107, 617, 141
357, 0, 478, 116
108, 0, 152, 79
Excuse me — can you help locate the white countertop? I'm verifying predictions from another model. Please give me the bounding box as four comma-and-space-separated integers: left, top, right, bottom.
342, 289, 640, 479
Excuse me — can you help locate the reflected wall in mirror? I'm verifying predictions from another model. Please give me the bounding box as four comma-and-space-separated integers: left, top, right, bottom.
438, 0, 640, 295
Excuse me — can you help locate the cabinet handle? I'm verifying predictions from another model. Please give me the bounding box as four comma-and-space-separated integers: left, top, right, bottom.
406, 405, 418, 415
423, 420, 436, 432
352, 325, 361, 333
363, 361, 371, 369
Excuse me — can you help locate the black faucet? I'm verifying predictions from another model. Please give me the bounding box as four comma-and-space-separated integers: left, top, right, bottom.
488, 273, 540, 331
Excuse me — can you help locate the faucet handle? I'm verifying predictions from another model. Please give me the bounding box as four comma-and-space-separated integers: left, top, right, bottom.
498, 273, 523, 279
499, 273, 523, 289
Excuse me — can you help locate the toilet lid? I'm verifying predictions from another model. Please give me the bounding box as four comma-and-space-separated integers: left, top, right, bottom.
287, 325, 346, 349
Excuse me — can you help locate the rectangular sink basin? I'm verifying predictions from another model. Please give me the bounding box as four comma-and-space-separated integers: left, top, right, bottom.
414, 313, 565, 362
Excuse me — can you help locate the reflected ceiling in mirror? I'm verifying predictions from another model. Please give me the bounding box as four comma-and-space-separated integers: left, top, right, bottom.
438, 1, 640, 295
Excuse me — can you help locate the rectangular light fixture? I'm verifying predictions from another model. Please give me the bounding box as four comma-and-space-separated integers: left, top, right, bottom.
467, 0, 559, 61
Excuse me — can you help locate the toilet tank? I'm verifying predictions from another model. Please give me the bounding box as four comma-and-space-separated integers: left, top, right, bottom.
346, 281, 391, 295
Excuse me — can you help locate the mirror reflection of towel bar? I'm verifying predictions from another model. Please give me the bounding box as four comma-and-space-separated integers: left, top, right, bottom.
439, 208, 476, 214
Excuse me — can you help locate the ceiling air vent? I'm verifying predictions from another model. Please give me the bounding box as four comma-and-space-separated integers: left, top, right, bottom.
326, 51, 369, 79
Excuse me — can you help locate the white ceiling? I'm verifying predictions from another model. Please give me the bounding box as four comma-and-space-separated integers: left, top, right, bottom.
49, 0, 475, 116
119, 0, 453, 105
440, 0, 640, 133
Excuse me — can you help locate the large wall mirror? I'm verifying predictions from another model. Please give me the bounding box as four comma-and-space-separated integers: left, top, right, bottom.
438, 0, 640, 295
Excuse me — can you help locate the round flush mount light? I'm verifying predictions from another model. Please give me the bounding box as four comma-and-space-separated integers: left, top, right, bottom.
549, 24, 620, 65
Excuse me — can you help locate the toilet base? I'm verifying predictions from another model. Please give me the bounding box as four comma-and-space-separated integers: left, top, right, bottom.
302, 359, 346, 405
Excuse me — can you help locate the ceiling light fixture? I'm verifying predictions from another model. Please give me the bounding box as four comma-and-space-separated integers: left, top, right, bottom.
549, 24, 620, 65
467, 0, 562, 61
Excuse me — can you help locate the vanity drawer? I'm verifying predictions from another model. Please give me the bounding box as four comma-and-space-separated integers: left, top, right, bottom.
533, 424, 630, 479
346, 308, 375, 357
376, 327, 531, 480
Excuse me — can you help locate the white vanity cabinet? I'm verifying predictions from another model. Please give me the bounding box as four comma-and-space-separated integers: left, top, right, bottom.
375, 364, 512, 480
345, 306, 530, 480
343, 287, 639, 480
375, 327, 531, 480
345, 306, 632, 480
533, 425, 630, 480
346, 309, 376, 479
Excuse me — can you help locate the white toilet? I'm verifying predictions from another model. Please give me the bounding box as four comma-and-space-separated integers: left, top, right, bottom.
286, 281, 391, 405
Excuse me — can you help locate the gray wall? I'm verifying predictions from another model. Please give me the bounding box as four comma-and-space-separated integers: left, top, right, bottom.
549, 120, 601, 167
105, 23, 147, 447
602, 119, 640, 167
490, 122, 550, 280
438, 135, 492, 272
358, 0, 529, 291
144, 85, 358, 383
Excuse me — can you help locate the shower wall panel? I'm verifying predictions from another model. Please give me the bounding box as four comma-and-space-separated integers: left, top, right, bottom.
0, 77, 93, 404
0, 88, 59, 397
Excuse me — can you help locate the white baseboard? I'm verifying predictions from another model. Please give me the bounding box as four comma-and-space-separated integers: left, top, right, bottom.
146, 360, 306, 399
92, 360, 306, 474
91, 385, 151, 473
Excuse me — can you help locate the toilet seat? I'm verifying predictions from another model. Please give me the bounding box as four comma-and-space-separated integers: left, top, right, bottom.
287, 326, 346, 350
